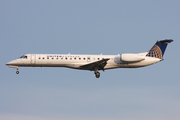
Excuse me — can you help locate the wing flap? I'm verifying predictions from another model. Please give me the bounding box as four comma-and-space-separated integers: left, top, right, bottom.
79, 58, 110, 71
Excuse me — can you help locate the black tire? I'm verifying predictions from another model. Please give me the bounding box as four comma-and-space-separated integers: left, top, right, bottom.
95, 71, 100, 78
95, 73, 100, 78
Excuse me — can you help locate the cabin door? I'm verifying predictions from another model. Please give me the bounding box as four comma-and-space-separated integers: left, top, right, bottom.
31, 54, 36, 64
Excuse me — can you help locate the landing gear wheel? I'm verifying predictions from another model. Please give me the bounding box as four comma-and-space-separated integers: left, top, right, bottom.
16, 71, 19, 74
96, 74, 100, 78
95, 72, 100, 78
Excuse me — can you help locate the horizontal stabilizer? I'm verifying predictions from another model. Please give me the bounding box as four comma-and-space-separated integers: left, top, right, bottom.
158, 39, 173, 44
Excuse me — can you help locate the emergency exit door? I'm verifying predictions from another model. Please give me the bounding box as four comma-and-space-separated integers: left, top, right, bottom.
87, 57, 91, 62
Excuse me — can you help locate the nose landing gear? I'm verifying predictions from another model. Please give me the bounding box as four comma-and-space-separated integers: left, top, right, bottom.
16, 67, 19, 74
16, 71, 19, 74
7, 65, 19, 74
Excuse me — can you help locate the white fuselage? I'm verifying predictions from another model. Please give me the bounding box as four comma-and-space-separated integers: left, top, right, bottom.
7, 53, 161, 71
6, 39, 172, 78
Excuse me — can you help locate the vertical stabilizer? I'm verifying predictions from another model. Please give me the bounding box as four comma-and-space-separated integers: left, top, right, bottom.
146, 39, 173, 59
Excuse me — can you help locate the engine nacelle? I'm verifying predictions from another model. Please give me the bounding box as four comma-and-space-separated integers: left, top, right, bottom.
120, 54, 145, 62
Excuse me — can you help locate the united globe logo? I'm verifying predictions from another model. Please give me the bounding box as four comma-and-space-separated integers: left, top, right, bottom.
146, 45, 162, 59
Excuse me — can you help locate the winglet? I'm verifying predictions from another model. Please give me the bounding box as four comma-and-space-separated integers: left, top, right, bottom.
146, 39, 173, 59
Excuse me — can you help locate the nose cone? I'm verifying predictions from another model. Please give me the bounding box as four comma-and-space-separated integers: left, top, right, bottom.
6, 62, 10, 66
6, 59, 19, 66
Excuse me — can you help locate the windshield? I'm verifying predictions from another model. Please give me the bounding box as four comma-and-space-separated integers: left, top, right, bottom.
19, 55, 27, 59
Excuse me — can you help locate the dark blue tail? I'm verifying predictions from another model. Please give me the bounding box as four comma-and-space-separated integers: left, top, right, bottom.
146, 39, 173, 59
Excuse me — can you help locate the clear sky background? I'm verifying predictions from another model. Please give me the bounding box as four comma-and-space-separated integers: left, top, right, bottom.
0, 0, 180, 120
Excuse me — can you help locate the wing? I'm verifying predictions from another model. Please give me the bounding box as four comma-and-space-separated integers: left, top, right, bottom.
79, 58, 110, 71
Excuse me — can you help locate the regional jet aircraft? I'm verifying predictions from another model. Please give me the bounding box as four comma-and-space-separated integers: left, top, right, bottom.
6, 39, 173, 78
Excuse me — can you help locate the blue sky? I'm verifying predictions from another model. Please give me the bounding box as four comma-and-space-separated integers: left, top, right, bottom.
0, 0, 180, 120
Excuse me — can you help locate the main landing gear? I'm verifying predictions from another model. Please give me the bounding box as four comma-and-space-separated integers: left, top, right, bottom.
94, 69, 100, 78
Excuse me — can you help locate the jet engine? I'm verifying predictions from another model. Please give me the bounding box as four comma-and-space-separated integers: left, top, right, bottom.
120, 54, 145, 62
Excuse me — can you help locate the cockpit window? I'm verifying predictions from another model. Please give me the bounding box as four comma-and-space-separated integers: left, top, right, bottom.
20, 55, 24, 58
19, 55, 27, 59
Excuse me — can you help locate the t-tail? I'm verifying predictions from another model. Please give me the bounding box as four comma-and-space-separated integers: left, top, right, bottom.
146, 39, 173, 59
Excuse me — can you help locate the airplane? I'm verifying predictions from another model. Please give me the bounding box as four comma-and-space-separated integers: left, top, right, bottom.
6, 39, 173, 78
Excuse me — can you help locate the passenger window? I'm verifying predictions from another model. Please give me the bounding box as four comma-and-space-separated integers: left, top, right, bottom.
39, 57, 41, 59
98, 58, 100, 60
61, 58, 63, 60
70, 58, 72, 60
43, 57, 44, 59
52, 58, 54, 59
79, 58, 81, 60
47, 57, 49, 59
83, 58, 85, 60
74, 58, 76, 60
56, 57, 58, 60
65, 58, 67, 60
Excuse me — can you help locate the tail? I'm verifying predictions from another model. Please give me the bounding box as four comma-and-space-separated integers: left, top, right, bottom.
146, 39, 173, 59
